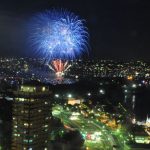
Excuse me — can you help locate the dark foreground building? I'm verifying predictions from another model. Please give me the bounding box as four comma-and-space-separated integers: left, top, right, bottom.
11, 81, 52, 150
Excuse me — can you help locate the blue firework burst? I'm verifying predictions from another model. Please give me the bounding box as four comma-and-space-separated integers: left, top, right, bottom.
29, 9, 89, 60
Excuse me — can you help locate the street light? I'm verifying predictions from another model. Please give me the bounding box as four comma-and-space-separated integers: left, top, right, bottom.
55, 94, 59, 98
68, 94, 72, 98
132, 84, 137, 88
87, 92, 91, 96
124, 89, 128, 93
99, 89, 105, 94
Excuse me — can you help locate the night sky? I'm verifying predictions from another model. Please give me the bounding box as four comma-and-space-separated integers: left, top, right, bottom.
0, 0, 150, 60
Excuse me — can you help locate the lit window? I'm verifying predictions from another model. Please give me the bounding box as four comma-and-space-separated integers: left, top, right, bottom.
44, 125, 48, 128
42, 87, 46, 91
29, 140, 33, 143
24, 123, 29, 127
45, 117, 49, 120
18, 98, 25, 102
31, 99, 34, 102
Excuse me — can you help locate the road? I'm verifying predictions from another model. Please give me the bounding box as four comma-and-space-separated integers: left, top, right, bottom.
52, 106, 130, 150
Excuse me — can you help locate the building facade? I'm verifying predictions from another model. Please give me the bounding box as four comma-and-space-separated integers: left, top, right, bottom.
11, 81, 52, 150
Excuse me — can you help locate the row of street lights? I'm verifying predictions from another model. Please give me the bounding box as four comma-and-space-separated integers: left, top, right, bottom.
54, 89, 105, 99
55, 94, 73, 98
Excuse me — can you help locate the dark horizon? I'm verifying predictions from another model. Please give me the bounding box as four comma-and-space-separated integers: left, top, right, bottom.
0, 0, 150, 61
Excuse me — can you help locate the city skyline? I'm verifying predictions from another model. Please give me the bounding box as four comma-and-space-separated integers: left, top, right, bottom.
0, 1, 150, 150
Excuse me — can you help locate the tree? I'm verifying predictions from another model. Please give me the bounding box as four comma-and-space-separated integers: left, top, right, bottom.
62, 130, 85, 150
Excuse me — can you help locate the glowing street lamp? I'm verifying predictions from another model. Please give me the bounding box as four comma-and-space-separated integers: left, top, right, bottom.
132, 84, 137, 88
124, 89, 128, 93
55, 94, 59, 98
99, 89, 105, 95
68, 94, 72, 98
87, 93, 91, 96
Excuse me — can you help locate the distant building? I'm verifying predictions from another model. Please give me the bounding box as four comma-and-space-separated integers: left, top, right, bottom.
136, 116, 150, 127
145, 116, 150, 127
68, 98, 84, 105
11, 81, 52, 150
0, 120, 2, 149
0, 98, 12, 150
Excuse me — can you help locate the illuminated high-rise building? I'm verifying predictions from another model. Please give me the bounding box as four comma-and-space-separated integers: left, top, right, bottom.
11, 81, 52, 150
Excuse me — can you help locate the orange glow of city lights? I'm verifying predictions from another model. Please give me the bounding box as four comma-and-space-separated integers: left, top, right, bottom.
127, 75, 133, 80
